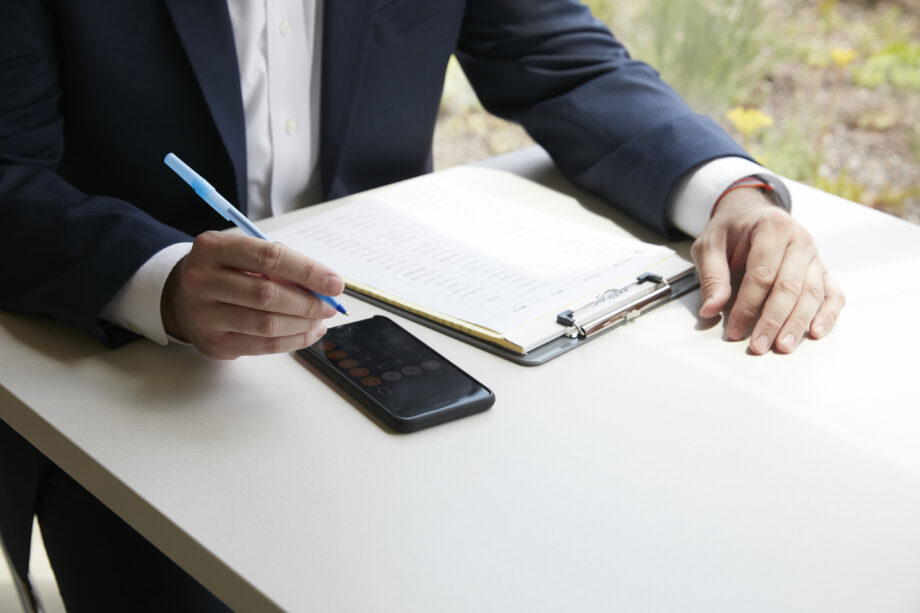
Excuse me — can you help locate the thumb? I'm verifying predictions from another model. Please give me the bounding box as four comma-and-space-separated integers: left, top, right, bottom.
692, 232, 732, 319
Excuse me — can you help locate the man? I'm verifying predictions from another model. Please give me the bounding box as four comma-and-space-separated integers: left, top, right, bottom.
0, 0, 843, 610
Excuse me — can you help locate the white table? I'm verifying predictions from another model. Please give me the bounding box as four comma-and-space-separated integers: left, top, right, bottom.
3, 147, 920, 612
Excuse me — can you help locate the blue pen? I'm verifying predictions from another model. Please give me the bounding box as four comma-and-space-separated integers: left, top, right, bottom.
164, 152, 347, 316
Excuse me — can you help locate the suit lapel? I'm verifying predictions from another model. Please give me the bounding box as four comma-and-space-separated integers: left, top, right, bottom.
163, 0, 248, 209
320, 0, 377, 198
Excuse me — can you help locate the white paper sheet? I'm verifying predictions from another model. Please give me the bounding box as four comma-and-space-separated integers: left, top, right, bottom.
271, 174, 674, 343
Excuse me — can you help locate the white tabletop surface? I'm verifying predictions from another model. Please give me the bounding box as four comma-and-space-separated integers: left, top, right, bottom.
2, 147, 920, 612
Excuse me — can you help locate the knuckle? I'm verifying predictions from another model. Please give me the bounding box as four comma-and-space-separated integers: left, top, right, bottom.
690, 239, 703, 259
308, 323, 327, 344
828, 282, 847, 307
252, 281, 278, 309
794, 225, 816, 243
299, 259, 318, 284
256, 242, 285, 271
181, 266, 206, 291
188, 304, 210, 327
305, 297, 328, 318
731, 302, 760, 322
198, 339, 232, 360
785, 316, 809, 335
310, 330, 325, 346
758, 315, 785, 332
193, 231, 222, 253
690, 235, 719, 262
776, 276, 804, 297
698, 275, 723, 295
765, 208, 792, 226
820, 304, 841, 326
301, 331, 318, 348
257, 314, 278, 337
806, 282, 826, 302
748, 264, 776, 289
263, 336, 285, 355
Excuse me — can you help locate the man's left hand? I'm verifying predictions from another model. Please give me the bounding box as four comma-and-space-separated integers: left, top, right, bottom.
690, 188, 845, 354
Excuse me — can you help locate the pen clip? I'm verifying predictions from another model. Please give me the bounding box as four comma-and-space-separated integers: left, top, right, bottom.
556, 273, 672, 339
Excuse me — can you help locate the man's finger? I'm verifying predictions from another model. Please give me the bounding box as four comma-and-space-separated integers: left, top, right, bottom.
691, 230, 733, 319
772, 258, 825, 354
747, 241, 817, 354
191, 231, 344, 296
201, 303, 329, 338
188, 267, 335, 319
726, 226, 789, 341
809, 271, 846, 339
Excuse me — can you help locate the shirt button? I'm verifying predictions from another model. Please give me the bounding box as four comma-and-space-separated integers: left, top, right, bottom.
279, 20, 291, 36
284, 119, 297, 134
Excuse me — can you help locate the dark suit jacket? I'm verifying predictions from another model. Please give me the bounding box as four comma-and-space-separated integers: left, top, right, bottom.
0, 0, 747, 584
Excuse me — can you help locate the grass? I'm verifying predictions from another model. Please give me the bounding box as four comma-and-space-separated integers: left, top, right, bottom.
614, 0, 778, 115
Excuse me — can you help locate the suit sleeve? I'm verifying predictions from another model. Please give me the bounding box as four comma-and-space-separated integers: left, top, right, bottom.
0, 0, 190, 345
455, 0, 751, 236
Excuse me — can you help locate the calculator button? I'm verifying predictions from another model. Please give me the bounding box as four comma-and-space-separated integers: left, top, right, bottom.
338, 359, 358, 369
421, 360, 441, 370
361, 376, 382, 387
377, 387, 392, 396
327, 350, 347, 360
401, 365, 422, 376
381, 371, 402, 381
349, 367, 370, 378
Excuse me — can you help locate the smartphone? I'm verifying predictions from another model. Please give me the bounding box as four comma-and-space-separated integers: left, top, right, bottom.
297, 316, 494, 432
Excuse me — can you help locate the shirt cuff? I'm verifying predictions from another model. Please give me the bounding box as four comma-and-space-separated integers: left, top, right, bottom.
667, 156, 791, 237
100, 242, 193, 345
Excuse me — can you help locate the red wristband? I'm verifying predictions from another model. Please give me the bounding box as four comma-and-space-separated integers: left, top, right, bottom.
711, 179, 774, 218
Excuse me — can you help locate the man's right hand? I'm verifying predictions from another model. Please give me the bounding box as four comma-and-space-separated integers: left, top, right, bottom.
161, 231, 344, 359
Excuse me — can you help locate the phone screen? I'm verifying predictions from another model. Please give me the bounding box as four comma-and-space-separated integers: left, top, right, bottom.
297, 316, 493, 431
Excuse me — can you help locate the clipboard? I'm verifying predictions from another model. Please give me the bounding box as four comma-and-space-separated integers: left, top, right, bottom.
269, 166, 700, 365
347, 268, 698, 365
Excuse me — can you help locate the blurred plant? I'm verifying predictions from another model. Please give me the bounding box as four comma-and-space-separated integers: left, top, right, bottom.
911, 131, 920, 166
852, 107, 899, 131
872, 185, 920, 217
799, 40, 834, 69
754, 117, 825, 183
440, 56, 482, 115
852, 42, 920, 90
852, 6, 915, 56
829, 47, 858, 68
725, 107, 774, 142
814, 170, 867, 204
581, 0, 616, 26
622, 0, 778, 115
817, 0, 845, 30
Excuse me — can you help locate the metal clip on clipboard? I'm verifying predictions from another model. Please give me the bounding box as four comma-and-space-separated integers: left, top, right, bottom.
555, 273, 673, 339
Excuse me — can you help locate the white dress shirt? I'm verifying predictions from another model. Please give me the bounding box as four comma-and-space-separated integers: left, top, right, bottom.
101, 1, 783, 344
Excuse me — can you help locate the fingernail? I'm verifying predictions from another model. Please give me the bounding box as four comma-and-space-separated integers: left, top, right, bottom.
729, 326, 744, 340
781, 333, 796, 350
324, 274, 343, 294
752, 335, 770, 354
701, 297, 716, 315
812, 321, 826, 337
